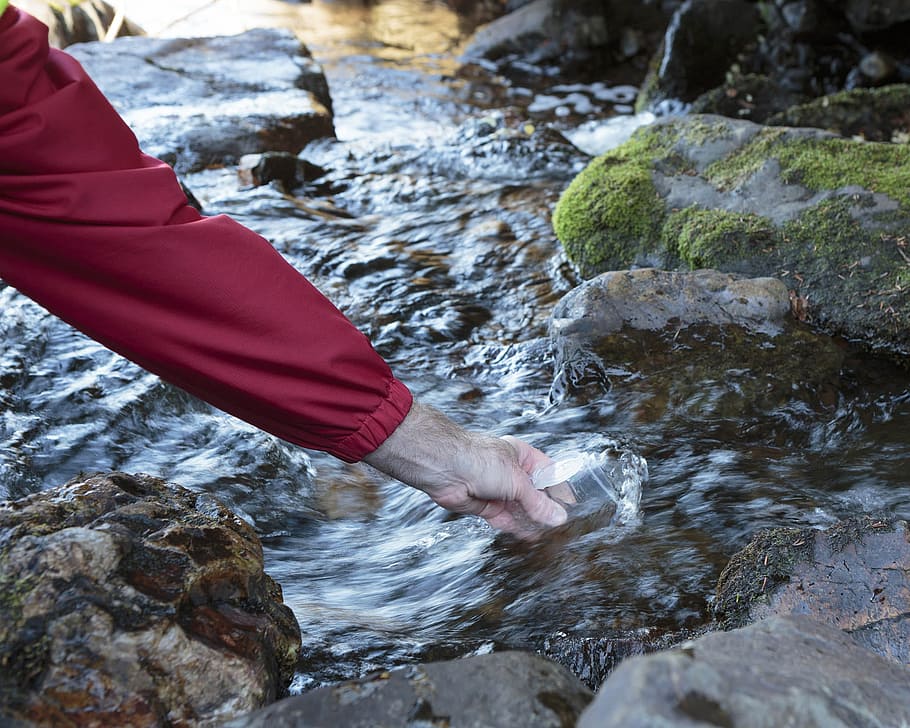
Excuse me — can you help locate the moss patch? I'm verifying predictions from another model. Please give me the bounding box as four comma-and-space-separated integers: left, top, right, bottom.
662, 207, 779, 269
552, 128, 681, 277
706, 129, 910, 209
713, 526, 816, 630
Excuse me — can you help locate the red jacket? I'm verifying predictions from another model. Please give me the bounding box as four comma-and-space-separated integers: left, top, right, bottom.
0, 7, 412, 462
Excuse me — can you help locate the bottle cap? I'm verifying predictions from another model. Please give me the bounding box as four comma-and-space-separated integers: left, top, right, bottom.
531, 452, 588, 490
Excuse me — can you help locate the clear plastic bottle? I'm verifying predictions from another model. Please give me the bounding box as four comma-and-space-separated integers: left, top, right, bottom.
531, 446, 646, 522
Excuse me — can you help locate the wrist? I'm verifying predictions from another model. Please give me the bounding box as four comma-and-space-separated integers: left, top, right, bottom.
362, 400, 471, 492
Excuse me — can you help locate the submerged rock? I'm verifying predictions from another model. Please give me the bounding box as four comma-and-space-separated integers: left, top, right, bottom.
67, 29, 335, 174
714, 516, 910, 664
225, 651, 593, 728
578, 615, 910, 727
552, 114, 910, 354
548, 268, 844, 420
0, 472, 301, 727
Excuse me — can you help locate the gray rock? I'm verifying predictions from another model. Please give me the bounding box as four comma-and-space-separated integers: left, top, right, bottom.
0, 472, 301, 727
547, 267, 845, 420
714, 517, 910, 664
67, 29, 334, 174
635, 0, 761, 113
551, 268, 792, 339
460, 0, 609, 64
225, 650, 593, 728
578, 615, 910, 728
552, 114, 910, 354
842, 0, 910, 32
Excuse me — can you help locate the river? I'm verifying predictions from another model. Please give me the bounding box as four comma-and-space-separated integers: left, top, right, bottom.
2, 0, 909, 692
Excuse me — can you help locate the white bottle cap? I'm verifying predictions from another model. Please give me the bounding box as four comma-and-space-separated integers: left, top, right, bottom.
531, 453, 588, 490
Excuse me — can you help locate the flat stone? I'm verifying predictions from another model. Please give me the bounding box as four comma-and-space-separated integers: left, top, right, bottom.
68, 29, 334, 174
578, 615, 910, 728
225, 651, 593, 728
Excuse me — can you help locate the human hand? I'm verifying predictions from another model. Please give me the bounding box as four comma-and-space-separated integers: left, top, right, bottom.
362, 401, 567, 535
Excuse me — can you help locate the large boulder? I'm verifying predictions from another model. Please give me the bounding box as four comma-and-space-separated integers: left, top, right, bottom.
714, 516, 910, 664
0, 472, 301, 727
578, 615, 910, 727
552, 114, 910, 354
225, 651, 593, 727
67, 29, 335, 174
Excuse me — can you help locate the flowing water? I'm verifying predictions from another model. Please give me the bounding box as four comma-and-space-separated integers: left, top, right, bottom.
3, 0, 910, 692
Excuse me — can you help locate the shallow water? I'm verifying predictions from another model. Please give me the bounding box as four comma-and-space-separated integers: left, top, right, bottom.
2, 0, 910, 691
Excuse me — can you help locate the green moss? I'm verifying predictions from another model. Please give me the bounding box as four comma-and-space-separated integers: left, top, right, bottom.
714, 526, 816, 630
662, 207, 779, 269
553, 128, 675, 277
781, 197, 865, 264
706, 129, 910, 209
678, 116, 736, 147
0, 565, 49, 695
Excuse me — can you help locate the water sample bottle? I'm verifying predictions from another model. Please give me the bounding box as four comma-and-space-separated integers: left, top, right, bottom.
531, 445, 645, 522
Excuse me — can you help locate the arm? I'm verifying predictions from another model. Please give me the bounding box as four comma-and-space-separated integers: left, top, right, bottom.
0, 7, 564, 533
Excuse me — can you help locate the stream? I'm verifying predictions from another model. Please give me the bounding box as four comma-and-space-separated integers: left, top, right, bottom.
2, 0, 910, 692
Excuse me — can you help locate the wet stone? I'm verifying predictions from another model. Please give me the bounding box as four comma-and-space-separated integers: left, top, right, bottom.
714, 516, 910, 664
67, 29, 335, 174
0, 472, 301, 727
578, 615, 910, 728
541, 626, 707, 691
224, 651, 593, 728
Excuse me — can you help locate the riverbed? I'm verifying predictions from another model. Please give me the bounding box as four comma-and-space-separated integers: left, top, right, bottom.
2, 0, 909, 691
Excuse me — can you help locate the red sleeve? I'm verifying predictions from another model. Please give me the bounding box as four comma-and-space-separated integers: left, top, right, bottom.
0, 8, 412, 462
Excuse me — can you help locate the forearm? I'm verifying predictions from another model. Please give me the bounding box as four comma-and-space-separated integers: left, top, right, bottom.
0, 8, 411, 460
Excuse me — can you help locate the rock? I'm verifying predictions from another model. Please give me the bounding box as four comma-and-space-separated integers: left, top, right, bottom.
460, 0, 609, 64
542, 626, 706, 691
67, 29, 335, 175
0, 472, 301, 727
768, 83, 910, 142
577, 615, 910, 728
552, 113, 910, 354
635, 0, 761, 113
690, 73, 807, 124
14, 0, 144, 48
548, 268, 845, 419
224, 651, 593, 728
714, 516, 910, 664
551, 268, 792, 338
238, 152, 328, 191
841, 0, 910, 32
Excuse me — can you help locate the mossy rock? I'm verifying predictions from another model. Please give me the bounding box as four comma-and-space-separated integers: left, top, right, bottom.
552, 114, 910, 355
767, 83, 910, 142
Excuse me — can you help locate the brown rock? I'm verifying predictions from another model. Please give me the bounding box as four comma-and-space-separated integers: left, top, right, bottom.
0, 472, 301, 727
